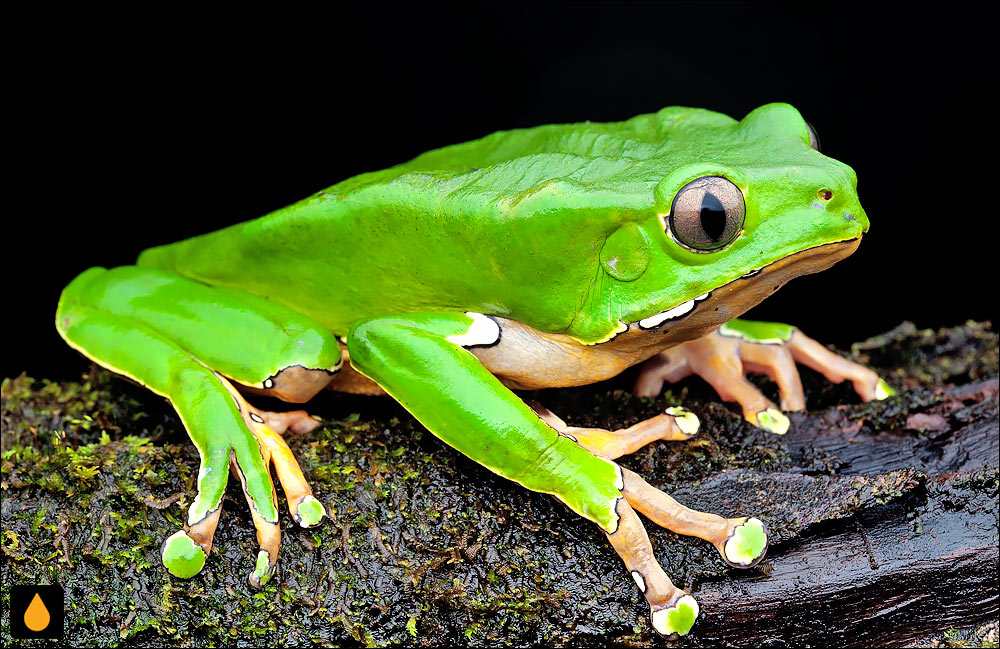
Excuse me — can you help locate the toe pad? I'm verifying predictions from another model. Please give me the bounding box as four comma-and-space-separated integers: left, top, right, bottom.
651, 594, 699, 637
723, 517, 768, 567
161, 531, 207, 579
756, 408, 790, 435
295, 495, 326, 527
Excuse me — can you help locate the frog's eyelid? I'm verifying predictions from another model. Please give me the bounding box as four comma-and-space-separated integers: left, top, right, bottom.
806, 121, 821, 151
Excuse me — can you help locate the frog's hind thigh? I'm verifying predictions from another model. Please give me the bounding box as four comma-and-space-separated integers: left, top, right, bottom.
63, 266, 344, 403
56, 266, 336, 585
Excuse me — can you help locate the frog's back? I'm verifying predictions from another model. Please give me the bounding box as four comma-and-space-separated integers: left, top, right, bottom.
138, 107, 737, 336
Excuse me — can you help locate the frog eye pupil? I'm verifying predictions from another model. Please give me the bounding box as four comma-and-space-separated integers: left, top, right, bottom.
667, 176, 746, 252
700, 193, 727, 242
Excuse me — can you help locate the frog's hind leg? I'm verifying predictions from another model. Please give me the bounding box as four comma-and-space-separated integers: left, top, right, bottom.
634, 319, 894, 434
58, 303, 284, 585
57, 266, 338, 586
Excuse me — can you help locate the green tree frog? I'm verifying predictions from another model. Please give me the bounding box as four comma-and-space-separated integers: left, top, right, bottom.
55, 103, 892, 637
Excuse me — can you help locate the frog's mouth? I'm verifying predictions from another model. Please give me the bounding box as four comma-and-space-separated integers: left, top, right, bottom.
613, 237, 861, 351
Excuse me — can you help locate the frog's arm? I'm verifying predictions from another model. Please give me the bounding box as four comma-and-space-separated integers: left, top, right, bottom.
56, 267, 340, 585
635, 318, 894, 434
347, 312, 768, 637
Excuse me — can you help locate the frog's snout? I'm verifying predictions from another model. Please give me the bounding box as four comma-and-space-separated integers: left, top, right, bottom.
810, 177, 869, 235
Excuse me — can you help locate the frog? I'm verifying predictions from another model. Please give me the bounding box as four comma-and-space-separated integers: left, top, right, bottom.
55, 102, 893, 638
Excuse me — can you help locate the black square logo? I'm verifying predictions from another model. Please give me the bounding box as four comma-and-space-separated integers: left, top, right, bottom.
9, 585, 64, 639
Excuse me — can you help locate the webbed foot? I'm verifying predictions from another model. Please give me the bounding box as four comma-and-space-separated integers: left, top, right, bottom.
634, 320, 894, 433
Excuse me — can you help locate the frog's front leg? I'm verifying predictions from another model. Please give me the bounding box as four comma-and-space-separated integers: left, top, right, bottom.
57, 267, 340, 585
635, 319, 894, 434
347, 311, 766, 637
527, 400, 700, 457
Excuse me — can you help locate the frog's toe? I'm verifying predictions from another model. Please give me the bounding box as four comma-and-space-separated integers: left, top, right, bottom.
717, 516, 769, 568
734, 336, 805, 411
227, 449, 281, 587
250, 547, 278, 588
258, 408, 323, 436
244, 409, 327, 528
752, 407, 790, 435
875, 378, 895, 400
292, 495, 326, 528
161, 440, 228, 581
650, 593, 700, 638
161, 505, 224, 579
527, 400, 699, 460
784, 328, 894, 402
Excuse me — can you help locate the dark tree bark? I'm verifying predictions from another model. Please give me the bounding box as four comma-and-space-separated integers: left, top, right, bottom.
2, 322, 997, 647
688, 378, 999, 647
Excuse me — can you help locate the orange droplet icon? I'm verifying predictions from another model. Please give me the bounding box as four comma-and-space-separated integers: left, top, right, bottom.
24, 592, 51, 632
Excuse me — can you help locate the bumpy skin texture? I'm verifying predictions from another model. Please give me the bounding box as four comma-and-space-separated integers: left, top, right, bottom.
136, 103, 866, 344
55, 103, 882, 637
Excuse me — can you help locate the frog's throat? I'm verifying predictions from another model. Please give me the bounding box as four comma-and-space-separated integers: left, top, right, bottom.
471, 237, 860, 391
609, 237, 861, 349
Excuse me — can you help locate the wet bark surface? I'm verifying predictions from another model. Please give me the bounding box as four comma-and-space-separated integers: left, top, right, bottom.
2, 321, 997, 647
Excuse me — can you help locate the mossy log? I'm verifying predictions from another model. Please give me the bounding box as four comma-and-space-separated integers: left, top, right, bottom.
2, 322, 997, 647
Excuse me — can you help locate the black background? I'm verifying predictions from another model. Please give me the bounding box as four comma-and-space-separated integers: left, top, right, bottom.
7, 3, 993, 380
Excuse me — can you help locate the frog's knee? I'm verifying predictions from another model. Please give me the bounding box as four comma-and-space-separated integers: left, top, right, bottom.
263, 364, 339, 402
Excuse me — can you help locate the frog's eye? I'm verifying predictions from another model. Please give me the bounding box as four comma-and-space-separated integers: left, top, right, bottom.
806, 121, 821, 151
668, 176, 745, 252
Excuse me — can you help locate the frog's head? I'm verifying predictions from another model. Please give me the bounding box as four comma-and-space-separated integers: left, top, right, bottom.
603, 103, 867, 347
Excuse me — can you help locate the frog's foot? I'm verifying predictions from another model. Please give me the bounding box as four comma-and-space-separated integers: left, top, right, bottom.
527, 400, 699, 459
605, 496, 698, 637
622, 467, 768, 568
228, 387, 328, 586
161, 376, 326, 588
232, 393, 328, 532
603, 467, 769, 637
634, 321, 894, 434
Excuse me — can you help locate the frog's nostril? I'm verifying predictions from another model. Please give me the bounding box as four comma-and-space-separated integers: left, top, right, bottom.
818, 189, 834, 201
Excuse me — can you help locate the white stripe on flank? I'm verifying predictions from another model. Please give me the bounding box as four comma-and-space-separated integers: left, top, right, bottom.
446, 312, 501, 348
638, 292, 710, 329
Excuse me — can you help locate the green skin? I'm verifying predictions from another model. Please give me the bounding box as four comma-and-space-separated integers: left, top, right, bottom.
56, 103, 870, 636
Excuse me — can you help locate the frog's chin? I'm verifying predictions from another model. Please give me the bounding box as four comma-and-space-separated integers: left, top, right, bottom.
610, 237, 861, 351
